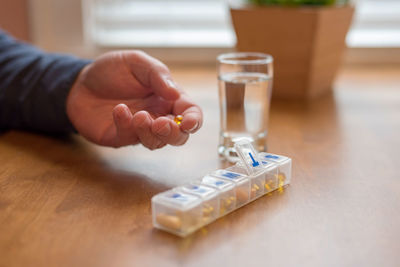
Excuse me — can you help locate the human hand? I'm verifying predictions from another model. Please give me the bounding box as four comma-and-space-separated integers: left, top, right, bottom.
66, 51, 202, 149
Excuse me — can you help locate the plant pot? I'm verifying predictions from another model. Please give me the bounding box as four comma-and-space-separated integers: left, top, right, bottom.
230, 5, 354, 99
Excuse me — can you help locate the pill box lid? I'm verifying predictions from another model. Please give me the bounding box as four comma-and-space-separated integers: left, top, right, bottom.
230, 164, 269, 179
210, 169, 247, 183
179, 183, 219, 200
260, 159, 279, 172
152, 190, 202, 210
233, 154, 266, 177
234, 139, 263, 175
199, 175, 235, 192
258, 152, 291, 164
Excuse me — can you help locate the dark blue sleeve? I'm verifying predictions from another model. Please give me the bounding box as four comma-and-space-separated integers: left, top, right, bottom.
0, 30, 92, 134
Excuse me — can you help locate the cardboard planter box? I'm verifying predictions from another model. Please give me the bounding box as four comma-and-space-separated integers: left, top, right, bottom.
230, 6, 354, 99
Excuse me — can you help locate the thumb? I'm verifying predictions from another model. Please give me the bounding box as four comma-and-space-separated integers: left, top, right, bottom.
122, 50, 180, 101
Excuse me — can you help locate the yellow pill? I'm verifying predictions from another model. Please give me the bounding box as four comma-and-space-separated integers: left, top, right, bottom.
202, 216, 211, 224
265, 183, 271, 190
174, 115, 183, 125
253, 184, 260, 191
156, 213, 182, 230
203, 205, 214, 216
220, 206, 226, 215
278, 173, 286, 187
236, 188, 249, 203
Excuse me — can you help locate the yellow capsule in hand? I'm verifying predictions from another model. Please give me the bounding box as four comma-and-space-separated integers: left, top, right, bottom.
174, 115, 183, 125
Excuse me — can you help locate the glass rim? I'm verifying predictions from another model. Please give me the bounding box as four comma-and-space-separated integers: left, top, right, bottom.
217, 52, 273, 65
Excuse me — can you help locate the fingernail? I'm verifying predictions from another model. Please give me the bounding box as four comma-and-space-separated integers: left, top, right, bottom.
165, 78, 177, 89
121, 105, 130, 118
185, 122, 199, 133
156, 123, 171, 137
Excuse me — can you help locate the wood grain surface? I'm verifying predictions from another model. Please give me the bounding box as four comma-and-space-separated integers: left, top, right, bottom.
0, 65, 400, 267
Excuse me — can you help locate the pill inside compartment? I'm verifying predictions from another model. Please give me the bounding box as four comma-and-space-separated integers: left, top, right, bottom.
209, 169, 250, 208
227, 164, 266, 201
258, 152, 292, 188
152, 190, 203, 237
259, 160, 279, 193
198, 175, 236, 216
179, 183, 220, 225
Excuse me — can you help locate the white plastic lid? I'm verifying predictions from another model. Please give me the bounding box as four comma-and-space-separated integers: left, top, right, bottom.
260, 159, 279, 171
199, 175, 235, 192
179, 183, 218, 200
210, 169, 247, 182
152, 189, 202, 211
234, 139, 262, 175
258, 152, 290, 164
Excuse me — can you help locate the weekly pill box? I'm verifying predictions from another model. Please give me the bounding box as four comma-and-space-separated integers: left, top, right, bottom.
152, 140, 292, 237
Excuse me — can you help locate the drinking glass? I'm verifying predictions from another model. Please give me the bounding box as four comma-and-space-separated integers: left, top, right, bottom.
217, 52, 273, 162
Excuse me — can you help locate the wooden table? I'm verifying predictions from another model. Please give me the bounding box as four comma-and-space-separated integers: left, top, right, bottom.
1, 65, 400, 267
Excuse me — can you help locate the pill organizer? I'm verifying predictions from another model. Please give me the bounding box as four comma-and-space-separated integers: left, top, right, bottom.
151, 140, 292, 237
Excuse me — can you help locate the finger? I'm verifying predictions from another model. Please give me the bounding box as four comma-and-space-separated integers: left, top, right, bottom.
152, 117, 189, 146
132, 111, 166, 150
180, 107, 202, 134
173, 93, 203, 133
112, 104, 139, 147
122, 51, 180, 101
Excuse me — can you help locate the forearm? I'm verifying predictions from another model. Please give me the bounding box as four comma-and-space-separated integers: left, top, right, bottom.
0, 30, 91, 133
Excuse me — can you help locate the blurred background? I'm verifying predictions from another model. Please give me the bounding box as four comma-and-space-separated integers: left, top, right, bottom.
1, 0, 399, 66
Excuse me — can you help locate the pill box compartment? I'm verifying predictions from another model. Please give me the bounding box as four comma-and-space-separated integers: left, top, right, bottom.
227, 165, 266, 201
210, 169, 250, 208
199, 175, 236, 216
152, 190, 203, 237
260, 160, 279, 193
179, 183, 220, 225
258, 153, 292, 187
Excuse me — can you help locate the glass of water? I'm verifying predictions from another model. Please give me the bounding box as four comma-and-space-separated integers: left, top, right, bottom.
217, 52, 273, 162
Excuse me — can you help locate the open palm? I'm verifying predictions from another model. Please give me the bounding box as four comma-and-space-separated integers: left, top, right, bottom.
66, 51, 202, 149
